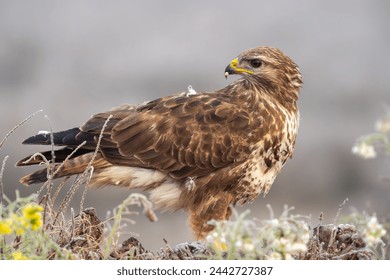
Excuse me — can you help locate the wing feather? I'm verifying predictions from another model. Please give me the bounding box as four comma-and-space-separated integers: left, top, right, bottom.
21, 90, 264, 180
37, 87, 265, 180
96, 91, 261, 178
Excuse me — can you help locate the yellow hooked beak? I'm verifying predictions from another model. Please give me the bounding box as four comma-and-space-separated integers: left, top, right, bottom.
224, 58, 254, 78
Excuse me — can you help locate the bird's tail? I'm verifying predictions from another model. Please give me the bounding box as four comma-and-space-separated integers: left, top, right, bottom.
18, 151, 111, 186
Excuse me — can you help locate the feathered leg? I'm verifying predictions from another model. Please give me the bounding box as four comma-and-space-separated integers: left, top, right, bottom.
188, 193, 233, 240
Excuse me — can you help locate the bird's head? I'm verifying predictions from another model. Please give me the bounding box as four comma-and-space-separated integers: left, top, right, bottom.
224, 46, 302, 91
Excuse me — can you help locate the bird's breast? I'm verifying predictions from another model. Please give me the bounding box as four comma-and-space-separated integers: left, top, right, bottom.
237, 106, 299, 203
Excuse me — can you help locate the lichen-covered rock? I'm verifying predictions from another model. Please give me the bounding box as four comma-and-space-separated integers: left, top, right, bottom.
297, 224, 375, 260
57, 208, 104, 259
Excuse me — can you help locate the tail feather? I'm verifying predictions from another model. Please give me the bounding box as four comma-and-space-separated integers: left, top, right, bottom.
21, 127, 105, 150
19, 169, 49, 186
16, 147, 91, 167
19, 153, 112, 186
22, 127, 80, 146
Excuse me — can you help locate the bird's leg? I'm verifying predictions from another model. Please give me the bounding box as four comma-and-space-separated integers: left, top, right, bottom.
188, 195, 233, 240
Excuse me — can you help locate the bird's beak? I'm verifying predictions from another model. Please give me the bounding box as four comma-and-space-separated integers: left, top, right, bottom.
224, 58, 239, 79
224, 58, 254, 79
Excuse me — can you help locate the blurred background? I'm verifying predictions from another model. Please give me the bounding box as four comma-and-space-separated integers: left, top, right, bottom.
1, 0, 389, 250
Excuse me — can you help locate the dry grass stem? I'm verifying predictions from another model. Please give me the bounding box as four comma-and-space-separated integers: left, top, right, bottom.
0, 156, 9, 217
334, 198, 349, 225
0, 110, 42, 217
79, 166, 94, 213
52, 141, 87, 177
0, 109, 43, 151
44, 115, 55, 164
54, 174, 87, 225
44, 115, 55, 200
125, 193, 158, 222
50, 177, 70, 209
77, 115, 112, 213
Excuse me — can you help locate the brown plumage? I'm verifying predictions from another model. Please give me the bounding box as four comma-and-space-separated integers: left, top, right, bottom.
17, 46, 303, 239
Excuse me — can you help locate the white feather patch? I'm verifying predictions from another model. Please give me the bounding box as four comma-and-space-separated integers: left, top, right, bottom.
184, 177, 196, 192
91, 166, 163, 187
149, 181, 182, 211
91, 166, 182, 211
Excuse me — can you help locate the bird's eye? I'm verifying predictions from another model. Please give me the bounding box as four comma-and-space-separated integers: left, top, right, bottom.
250, 59, 262, 68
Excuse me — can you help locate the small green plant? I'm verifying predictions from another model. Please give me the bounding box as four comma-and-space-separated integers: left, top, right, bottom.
103, 193, 157, 259
352, 110, 390, 159
206, 205, 310, 259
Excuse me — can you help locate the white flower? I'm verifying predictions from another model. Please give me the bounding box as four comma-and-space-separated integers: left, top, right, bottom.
267, 252, 282, 260
279, 237, 288, 246
301, 232, 310, 243
375, 118, 390, 133
206, 234, 214, 243
290, 242, 307, 253
243, 242, 254, 251
234, 240, 243, 248
367, 216, 380, 229
363, 216, 387, 247
352, 142, 377, 159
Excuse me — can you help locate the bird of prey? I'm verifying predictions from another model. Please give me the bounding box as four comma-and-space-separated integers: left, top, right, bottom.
17, 46, 303, 239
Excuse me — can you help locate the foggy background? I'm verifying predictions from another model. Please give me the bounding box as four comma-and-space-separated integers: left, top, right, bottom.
1, 0, 389, 250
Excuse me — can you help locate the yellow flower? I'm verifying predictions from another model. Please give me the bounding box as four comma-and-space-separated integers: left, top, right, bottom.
213, 240, 227, 251
12, 251, 29, 260
0, 219, 13, 235
22, 204, 44, 231
22, 204, 44, 220
29, 216, 43, 231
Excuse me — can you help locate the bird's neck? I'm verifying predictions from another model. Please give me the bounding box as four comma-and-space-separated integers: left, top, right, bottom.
241, 76, 300, 113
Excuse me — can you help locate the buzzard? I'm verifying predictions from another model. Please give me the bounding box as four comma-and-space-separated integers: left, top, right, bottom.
17, 46, 302, 239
